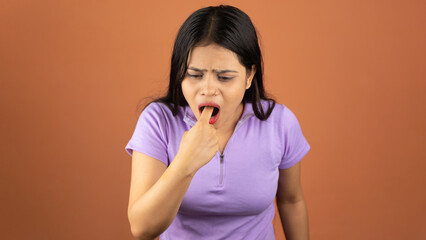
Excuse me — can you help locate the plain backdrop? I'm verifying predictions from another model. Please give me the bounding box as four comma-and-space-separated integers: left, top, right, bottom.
1, 0, 425, 239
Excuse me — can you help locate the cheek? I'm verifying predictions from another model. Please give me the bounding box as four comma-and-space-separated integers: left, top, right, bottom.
225, 82, 247, 98
181, 81, 200, 105
181, 80, 192, 96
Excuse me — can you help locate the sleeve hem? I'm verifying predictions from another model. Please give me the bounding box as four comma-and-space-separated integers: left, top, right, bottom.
279, 143, 310, 169
125, 145, 168, 167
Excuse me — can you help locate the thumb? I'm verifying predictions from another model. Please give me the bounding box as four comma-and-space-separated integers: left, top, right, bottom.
199, 106, 214, 124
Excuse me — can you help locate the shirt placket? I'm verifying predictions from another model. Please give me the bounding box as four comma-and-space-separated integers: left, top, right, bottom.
183, 106, 254, 188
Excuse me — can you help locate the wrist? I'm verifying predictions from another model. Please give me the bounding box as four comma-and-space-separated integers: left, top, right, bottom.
171, 153, 197, 178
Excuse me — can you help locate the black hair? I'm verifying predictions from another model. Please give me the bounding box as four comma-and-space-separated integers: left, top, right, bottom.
137, 4, 276, 120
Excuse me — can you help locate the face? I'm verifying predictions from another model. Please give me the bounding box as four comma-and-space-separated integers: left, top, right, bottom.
181, 43, 256, 132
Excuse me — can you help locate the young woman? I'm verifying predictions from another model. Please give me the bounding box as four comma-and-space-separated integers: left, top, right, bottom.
125, 5, 311, 240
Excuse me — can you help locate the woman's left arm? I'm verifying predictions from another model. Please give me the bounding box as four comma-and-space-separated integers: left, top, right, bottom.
276, 161, 310, 240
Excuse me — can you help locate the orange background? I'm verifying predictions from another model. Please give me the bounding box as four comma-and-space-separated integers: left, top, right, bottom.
1, 0, 425, 239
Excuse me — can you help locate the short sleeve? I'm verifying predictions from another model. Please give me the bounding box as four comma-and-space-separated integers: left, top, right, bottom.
124, 102, 169, 166
279, 106, 311, 169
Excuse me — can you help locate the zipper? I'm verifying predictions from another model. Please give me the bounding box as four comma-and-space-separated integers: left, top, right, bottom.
216, 106, 254, 186
219, 154, 224, 184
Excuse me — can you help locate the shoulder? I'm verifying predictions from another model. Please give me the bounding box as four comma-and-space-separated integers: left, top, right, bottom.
136, 102, 173, 131
139, 101, 186, 131
142, 101, 167, 114
258, 99, 287, 122
260, 101, 304, 135
266, 101, 300, 123
140, 102, 180, 119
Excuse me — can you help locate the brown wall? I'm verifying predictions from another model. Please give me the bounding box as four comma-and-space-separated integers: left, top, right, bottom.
1, 0, 425, 239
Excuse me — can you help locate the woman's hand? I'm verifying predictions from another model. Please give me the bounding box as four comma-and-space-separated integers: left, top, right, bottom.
176, 106, 219, 174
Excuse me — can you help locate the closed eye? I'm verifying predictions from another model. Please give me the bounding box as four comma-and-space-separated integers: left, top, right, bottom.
187, 73, 234, 81
187, 74, 203, 78
218, 76, 233, 81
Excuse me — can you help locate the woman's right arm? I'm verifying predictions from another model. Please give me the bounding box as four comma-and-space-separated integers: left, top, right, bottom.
127, 150, 196, 240
128, 107, 218, 240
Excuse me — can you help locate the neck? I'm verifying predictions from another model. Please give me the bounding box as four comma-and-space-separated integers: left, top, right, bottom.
216, 102, 244, 136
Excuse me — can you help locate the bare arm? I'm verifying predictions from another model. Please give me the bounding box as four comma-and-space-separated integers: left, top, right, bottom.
276, 162, 310, 240
127, 151, 195, 240
128, 107, 218, 239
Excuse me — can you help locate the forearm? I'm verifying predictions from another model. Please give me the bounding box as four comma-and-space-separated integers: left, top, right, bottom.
128, 155, 195, 239
277, 200, 310, 240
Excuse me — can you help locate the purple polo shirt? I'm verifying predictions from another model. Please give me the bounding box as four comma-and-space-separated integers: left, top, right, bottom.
125, 99, 310, 240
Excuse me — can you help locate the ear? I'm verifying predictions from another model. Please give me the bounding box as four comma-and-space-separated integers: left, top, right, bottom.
246, 65, 256, 90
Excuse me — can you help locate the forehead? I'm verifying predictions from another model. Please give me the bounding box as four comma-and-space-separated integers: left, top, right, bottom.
187, 44, 244, 70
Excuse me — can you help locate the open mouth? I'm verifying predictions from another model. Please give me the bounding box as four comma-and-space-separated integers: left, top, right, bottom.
199, 106, 220, 117
198, 104, 221, 124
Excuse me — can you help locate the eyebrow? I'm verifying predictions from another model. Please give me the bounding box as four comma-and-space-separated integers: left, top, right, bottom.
188, 67, 238, 74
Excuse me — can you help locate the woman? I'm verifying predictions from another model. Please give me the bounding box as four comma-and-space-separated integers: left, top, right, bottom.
125, 5, 310, 240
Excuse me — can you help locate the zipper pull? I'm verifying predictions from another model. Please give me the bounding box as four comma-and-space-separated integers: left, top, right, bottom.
219, 154, 224, 184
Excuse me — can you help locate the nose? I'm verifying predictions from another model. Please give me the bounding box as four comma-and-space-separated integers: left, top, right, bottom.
200, 74, 219, 96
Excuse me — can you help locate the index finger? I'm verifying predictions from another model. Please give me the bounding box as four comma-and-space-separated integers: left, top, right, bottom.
199, 106, 214, 123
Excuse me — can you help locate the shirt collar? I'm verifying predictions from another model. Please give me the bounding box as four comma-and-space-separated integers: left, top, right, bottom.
183, 101, 255, 127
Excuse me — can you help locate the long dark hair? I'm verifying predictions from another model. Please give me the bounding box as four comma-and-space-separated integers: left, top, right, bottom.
137, 5, 276, 120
